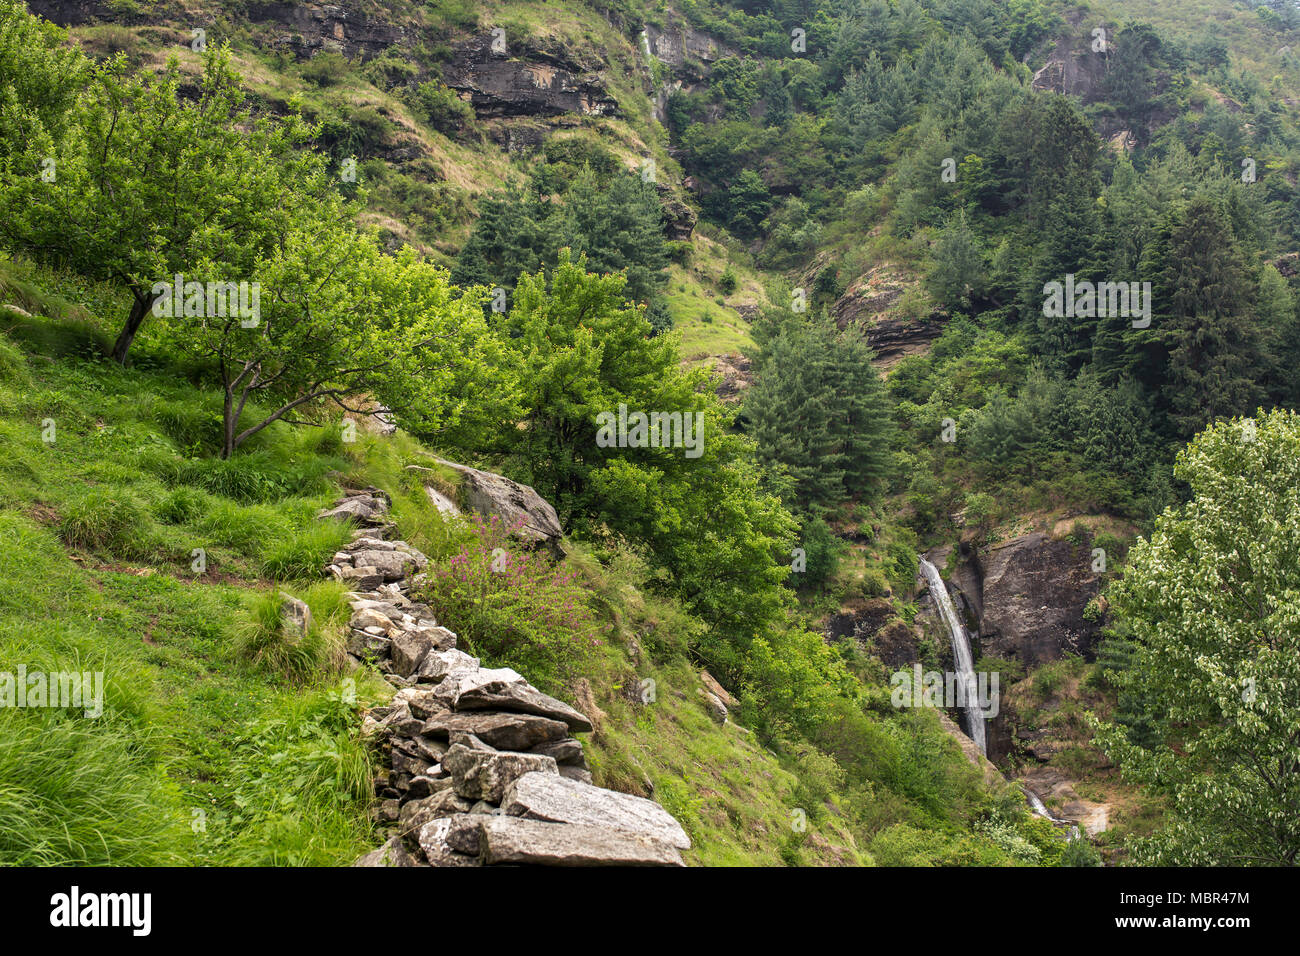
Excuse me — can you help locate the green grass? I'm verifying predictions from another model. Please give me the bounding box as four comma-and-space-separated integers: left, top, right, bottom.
0, 255, 1018, 867
0, 263, 393, 864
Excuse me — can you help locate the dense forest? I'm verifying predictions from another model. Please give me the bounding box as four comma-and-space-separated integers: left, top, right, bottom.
0, 0, 1297, 875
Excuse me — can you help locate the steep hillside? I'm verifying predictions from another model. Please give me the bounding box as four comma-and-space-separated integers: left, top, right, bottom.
4, 0, 1299, 869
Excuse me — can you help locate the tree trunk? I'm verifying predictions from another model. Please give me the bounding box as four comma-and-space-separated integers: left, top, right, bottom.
110, 292, 155, 365
221, 387, 236, 460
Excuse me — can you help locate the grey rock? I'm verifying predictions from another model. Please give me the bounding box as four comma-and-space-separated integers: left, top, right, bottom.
392, 686, 451, 721
443, 743, 559, 803
349, 608, 394, 634
431, 457, 564, 551
433, 668, 593, 733
476, 817, 685, 867
558, 766, 594, 784
350, 549, 418, 581
399, 790, 474, 835
422, 711, 570, 752
390, 630, 435, 677
501, 772, 691, 849
279, 593, 313, 639
406, 774, 454, 800
352, 835, 418, 867
340, 565, 385, 590
418, 817, 482, 867
416, 648, 480, 683
346, 629, 389, 659
528, 737, 586, 767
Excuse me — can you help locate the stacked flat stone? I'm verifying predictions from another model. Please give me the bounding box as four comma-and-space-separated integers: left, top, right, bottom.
319, 489, 691, 867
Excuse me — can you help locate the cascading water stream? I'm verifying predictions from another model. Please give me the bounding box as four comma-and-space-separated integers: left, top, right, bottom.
919, 557, 986, 755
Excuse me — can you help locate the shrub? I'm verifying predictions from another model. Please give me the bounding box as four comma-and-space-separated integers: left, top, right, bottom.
869, 823, 1013, 866
301, 51, 351, 86
418, 515, 604, 693
719, 264, 738, 295
414, 80, 474, 133
1059, 835, 1102, 866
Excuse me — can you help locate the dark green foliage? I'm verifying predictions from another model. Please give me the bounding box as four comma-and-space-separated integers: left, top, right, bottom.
744, 309, 894, 513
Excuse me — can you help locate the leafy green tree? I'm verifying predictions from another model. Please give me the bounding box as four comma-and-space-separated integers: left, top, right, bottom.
488, 252, 797, 646
1094, 410, 1300, 865
727, 169, 773, 238
0, 0, 88, 150
0, 45, 338, 365
163, 224, 510, 458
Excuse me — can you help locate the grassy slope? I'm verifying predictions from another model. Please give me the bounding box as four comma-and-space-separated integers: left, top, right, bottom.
0, 258, 878, 866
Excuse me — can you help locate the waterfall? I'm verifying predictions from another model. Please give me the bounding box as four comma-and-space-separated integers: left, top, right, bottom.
1024, 786, 1081, 840
919, 556, 986, 755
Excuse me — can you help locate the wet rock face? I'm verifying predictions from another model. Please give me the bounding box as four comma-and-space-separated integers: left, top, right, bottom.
443, 36, 618, 119
924, 531, 1103, 669
979, 532, 1101, 666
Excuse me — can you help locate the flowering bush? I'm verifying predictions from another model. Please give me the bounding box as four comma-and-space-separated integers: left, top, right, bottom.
420, 515, 603, 694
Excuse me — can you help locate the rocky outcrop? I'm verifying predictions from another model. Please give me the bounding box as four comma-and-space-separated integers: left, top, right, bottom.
443, 36, 618, 120
320, 490, 689, 867
923, 531, 1102, 669
1030, 31, 1109, 101
830, 264, 947, 372
424, 457, 565, 553
656, 181, 697, 241
710, 352, 753, 403
642, 22, 736, 72
246, 1, 407, 60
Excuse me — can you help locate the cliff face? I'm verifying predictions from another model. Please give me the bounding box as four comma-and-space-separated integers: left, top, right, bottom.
443, 35, 619, 120
829, 263, 947, 373
926, 531, 1103, 670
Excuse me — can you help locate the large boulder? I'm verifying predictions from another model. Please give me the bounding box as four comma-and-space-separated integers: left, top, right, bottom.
474, 816, 685, 867
318, 491, 390, 525
502, 772, 691, 850
430, 457, 564, 551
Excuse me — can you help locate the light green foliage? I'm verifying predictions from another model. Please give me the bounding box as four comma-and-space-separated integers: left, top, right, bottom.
1094, 410, 1300, 865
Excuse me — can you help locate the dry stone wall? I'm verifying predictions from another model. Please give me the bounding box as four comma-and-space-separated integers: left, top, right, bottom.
318, 486, 690, 867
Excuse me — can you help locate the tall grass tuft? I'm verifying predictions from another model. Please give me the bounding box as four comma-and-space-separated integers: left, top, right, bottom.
0, 710, 189, 865
259, 521, 351, 581
59, 485, 157, 558
231, 589, 345, 683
